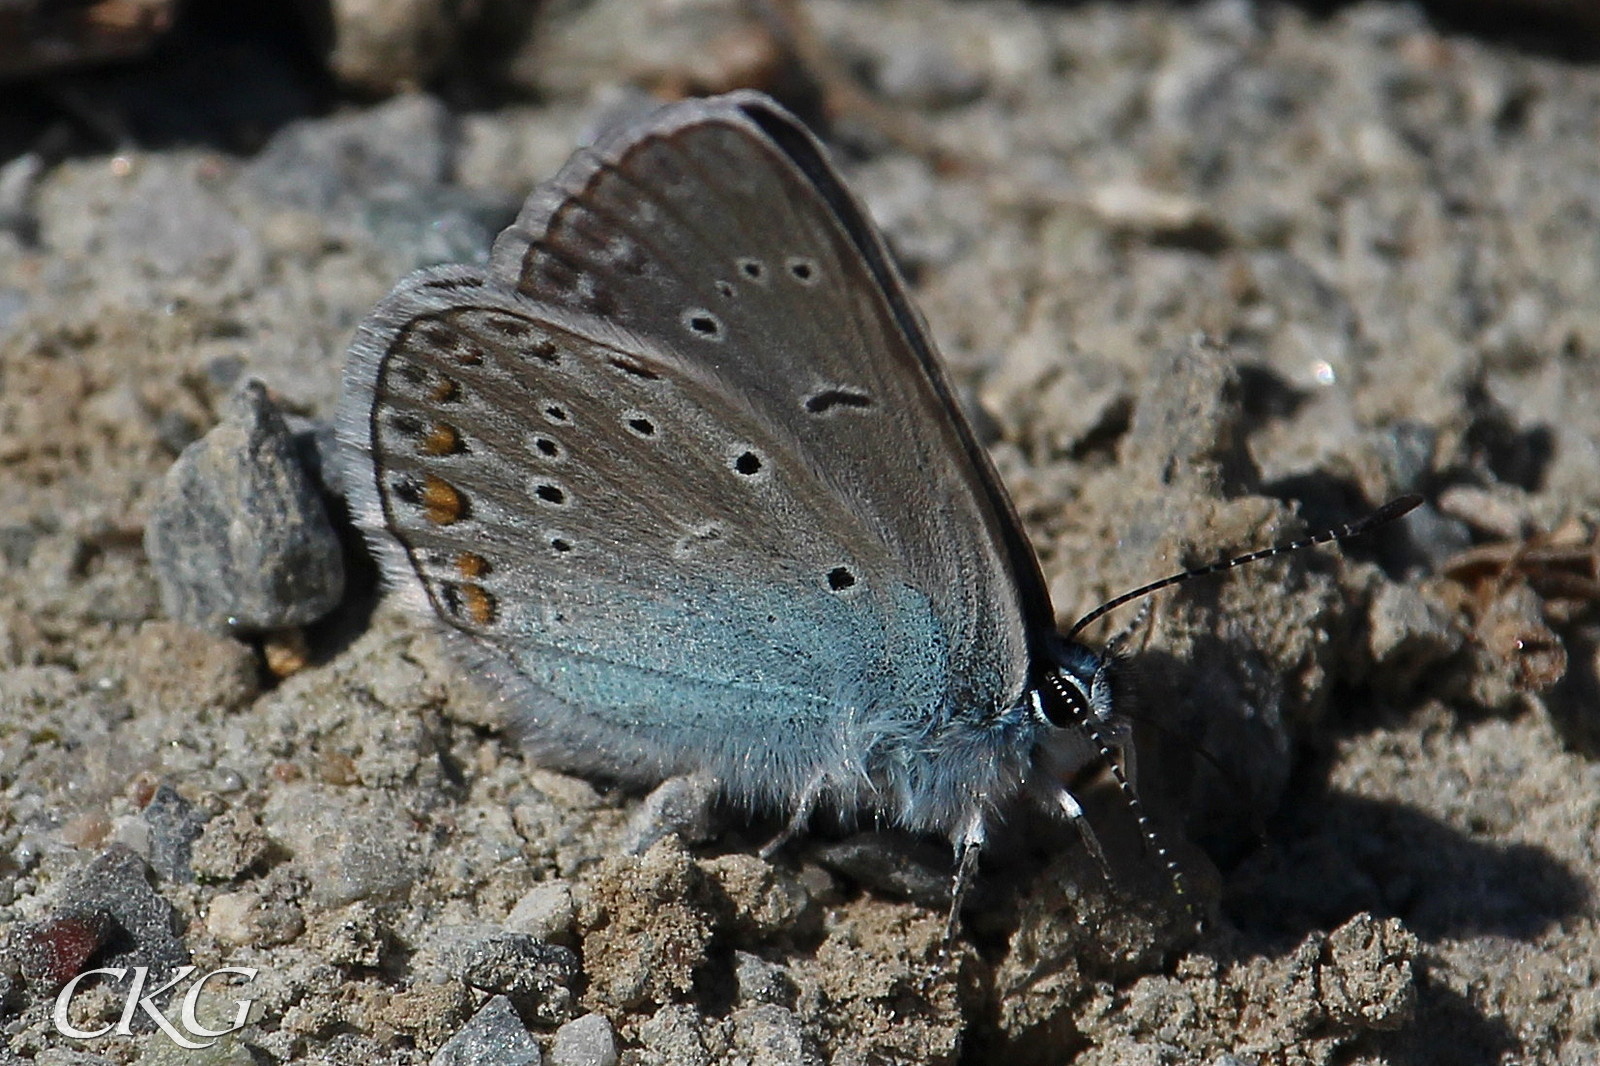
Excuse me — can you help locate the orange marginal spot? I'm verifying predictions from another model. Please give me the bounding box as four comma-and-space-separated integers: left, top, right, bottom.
421, 422, 463, 456
456, 551, 491, 578
421, 475, 467, 525
460, 583, 497, 625
430, 375, 462, 403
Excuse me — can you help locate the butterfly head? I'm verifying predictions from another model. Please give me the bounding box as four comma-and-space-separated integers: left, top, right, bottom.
1034, 634, 1117, 729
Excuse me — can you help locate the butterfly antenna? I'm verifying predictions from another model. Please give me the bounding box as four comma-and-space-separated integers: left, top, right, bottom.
1066, 495, 1423, 641
1042, 671, 1196, 920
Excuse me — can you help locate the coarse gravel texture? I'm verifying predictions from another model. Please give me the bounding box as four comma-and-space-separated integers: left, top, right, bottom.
2, 1, 1598, 1064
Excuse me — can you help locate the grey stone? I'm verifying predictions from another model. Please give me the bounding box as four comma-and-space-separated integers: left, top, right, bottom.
506, 881, 576, 945
17, 847, 188, 1005
262, 787, 421, 906
812, 833, 952, 909
431, 995, 542, 1066
622, 774, 718, 855
733, 951, 796, 1009
102, 165, 249, 280
143, 379, 345, 634
550, 1012, 619, 1066
730, 1005, 822, 1066
141, 783, 209, 882
12, 907, 113, 992
247, 94, 453, 212
1368, 583, 1465, 695
635, 1004, 709, 1066
244, 95, 508, 271
445, 930, 580, 1025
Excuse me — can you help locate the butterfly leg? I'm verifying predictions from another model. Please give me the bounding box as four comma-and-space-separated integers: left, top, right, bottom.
758, 774, 826, 860
1057, 787, 1116, 884
943, 814, 986, 944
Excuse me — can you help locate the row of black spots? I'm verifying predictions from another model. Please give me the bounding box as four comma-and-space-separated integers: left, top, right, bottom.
463, 312, 565, 370
733, 256, 821, 286
387, 360, 461, 406
826, 566, 856, 593
803, 388, 873, 415
533, 411, 658, 455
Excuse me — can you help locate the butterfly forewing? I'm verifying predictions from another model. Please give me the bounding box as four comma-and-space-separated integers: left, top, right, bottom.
488, 92, 1041, 720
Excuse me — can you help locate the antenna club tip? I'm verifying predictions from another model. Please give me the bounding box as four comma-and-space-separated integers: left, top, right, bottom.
1377, 493, 1426, 522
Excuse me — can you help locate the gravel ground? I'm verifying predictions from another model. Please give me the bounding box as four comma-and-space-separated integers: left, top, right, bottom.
2, 1, 1597, 1064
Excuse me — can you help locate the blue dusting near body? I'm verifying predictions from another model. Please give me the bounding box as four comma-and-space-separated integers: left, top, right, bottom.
502, 579, 1038, 838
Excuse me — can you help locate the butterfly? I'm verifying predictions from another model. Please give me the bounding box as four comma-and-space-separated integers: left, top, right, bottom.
337, 90, 1420, 929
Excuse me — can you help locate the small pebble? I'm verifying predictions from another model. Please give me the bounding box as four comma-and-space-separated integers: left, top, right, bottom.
550, 1013, 619, 1066
15, 908, 114, 992
622, 774, 718, 855
730, 1004, 823, 1066
143, 379, 344, 634
812, 832, 951, 908
430, 995, 542, 1066
447, 931, 580, 1025
506, 881, 576, 945
733, 951, 797, 1008
142, 783, 208, 883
